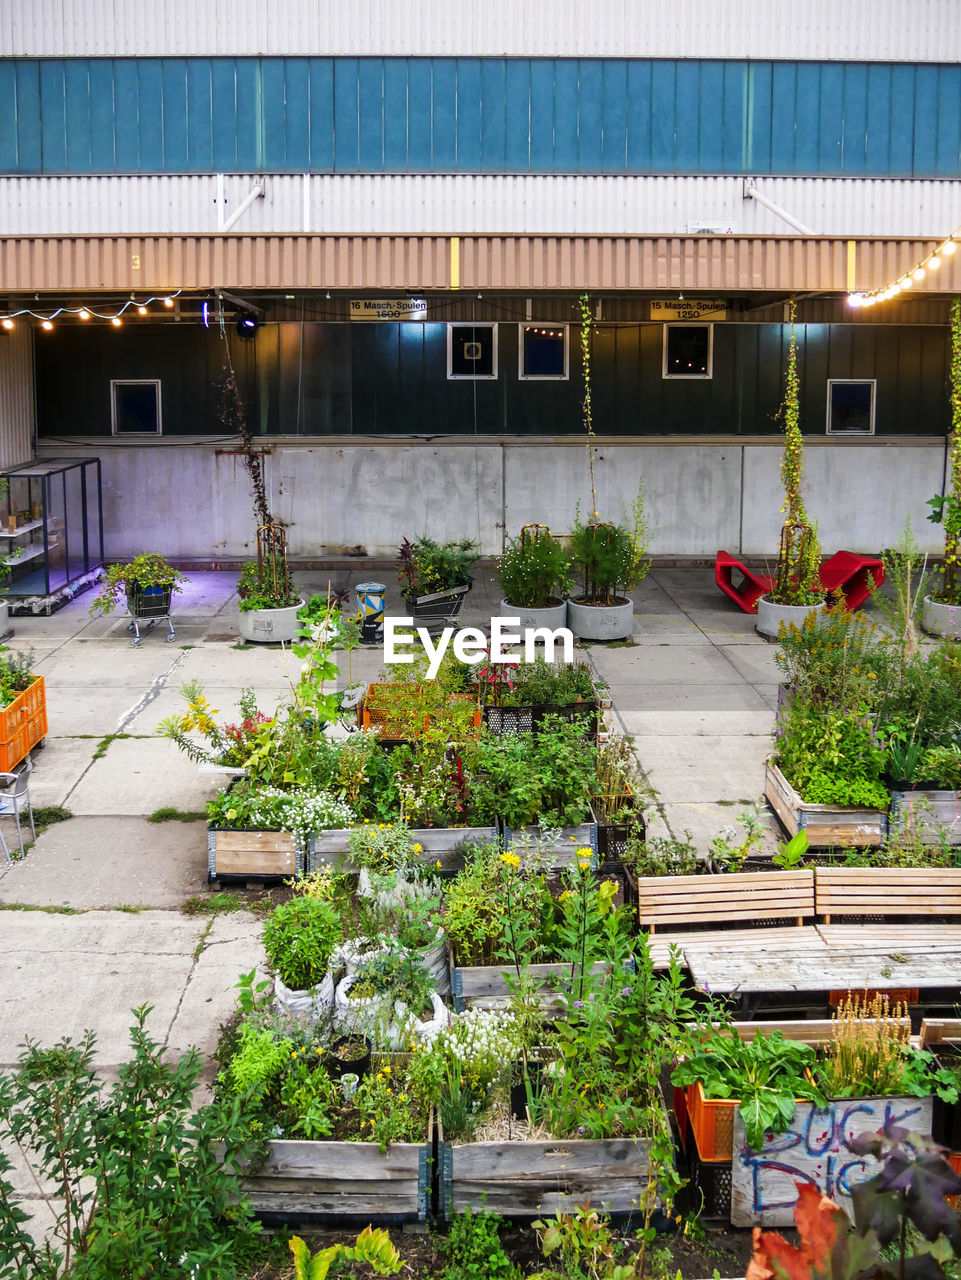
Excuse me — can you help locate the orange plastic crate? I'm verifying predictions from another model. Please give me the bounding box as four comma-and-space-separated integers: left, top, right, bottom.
0, 676, 44, 742
0, 721, 30, 772
687, 1081, 739, 1163
361, 683, 482, 739
829, 988, 918, 1007
948, 1152, 961, 1208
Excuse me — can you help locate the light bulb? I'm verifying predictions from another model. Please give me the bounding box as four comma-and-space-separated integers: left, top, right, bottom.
848, 294, 863, 307
914, 267, 926, 280
942, 241, 957, 256
137, 305, 147, 316
41, 320, 53, 330
891, 282, 902, 293
930, 255, 941, 270
1, 318, 13, 330
163, 297, 174, 308
111, 316, 122, 327
899, 276, 913, 289
78, 309, 90, 320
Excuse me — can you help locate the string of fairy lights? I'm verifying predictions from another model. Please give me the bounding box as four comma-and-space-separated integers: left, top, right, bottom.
0, 290, 183, 331
848, 227, 961, 307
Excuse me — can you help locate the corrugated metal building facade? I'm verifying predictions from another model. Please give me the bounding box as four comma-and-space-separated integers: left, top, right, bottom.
1, 0, 960, 557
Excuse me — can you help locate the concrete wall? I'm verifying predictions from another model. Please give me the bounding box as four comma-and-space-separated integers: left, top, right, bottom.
39, 436, 949, 562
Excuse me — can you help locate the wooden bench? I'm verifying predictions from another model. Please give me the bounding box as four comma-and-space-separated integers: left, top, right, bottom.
920, 1017, 961, 1048
636, 869, 818, 966
814, 866, 961, 926
714, 550, 884, 615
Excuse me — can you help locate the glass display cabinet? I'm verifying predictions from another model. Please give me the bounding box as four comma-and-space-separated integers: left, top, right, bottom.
0, 458, 103, 607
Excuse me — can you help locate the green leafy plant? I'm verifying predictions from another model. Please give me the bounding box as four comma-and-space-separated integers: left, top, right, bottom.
493, 656, 599, 708
498, 524, 573, 609
569, 484, 651, 606
0, 1005, 262, 1279
441, 1205, 520, 1280
671, 1028, 824, 1151
927, 296, 961, 607
206, 781, 355, 850
289, 1226, 402, 1279
398, 535, 478, 598
261, 897, 343, 991
773, 829, 810, 869
0, 646, 37, 708
88, 552, 188, 616
237, 554, 298, 611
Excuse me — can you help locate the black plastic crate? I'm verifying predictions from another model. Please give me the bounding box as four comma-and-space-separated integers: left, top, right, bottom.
687, 1147, 733, 1222
482, 701, 598, 739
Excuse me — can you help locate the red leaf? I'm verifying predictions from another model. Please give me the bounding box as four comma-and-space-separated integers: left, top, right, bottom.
747, 1184, 846, 1280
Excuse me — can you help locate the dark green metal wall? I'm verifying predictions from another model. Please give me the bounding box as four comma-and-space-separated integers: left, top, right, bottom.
35, 321, 950, 438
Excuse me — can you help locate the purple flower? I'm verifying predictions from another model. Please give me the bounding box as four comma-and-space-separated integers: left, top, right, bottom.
620, 986, 631, 997
573, 1000, 584, 1008
578, 1126, 585, 1135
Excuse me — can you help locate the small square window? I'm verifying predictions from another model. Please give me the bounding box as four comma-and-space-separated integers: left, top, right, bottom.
518, 324, 568, 380
111, 380, 162, 434
826, 380, 876, 435
662, 324, 713, 379
448, 324, 497, 379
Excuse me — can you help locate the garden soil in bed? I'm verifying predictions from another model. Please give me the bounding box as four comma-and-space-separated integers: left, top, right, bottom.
242, 1220, 763, 1279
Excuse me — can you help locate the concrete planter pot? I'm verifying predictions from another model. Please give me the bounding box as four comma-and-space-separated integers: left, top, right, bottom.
921, 595, 961, 639
237, 599, 304, 644
755, 594, 826, 639
499, 598, 567, 630
566, 597, 633, 641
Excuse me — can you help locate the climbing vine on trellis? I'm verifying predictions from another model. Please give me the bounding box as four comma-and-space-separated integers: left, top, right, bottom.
579, 292, 600, 520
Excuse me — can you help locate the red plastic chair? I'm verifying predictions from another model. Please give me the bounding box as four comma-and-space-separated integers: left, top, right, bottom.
714, 550, 884, 615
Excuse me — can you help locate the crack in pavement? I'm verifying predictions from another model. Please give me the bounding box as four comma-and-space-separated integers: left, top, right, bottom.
116, 647, 189, 733
162, 918, 214, 1049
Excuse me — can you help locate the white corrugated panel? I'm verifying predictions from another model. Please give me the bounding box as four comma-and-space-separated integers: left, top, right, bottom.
3, 173, 961, 239
3, 0, 960, 61
0, 326, 35, 469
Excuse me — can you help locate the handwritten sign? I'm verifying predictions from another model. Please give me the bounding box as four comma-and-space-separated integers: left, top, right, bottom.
730, 1095, 934, 1228
349, 298, 427, 321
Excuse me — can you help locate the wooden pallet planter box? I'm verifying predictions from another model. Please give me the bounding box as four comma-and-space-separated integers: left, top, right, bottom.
360, 682, 482, 741
765, 760, 887, 849
890, 787, 961, 846
207, 826, 305, 881
730, 1092, 934, 1228
0, 674, 46, 771
450, 949, 610, 1013
312, 825, 497, 872
437, 1116, 660, 1218
242, 1129, 431, 1224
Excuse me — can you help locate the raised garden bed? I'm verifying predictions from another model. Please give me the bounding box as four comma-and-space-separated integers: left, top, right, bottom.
242, 1128, 431, 1225
764, 759, 888, 849
207, 826, 305, 881
501, 821, 598, 868
437, 1116, 662, 1218
360, 682, 482, 740
312, 825, 497, 873
890, 786, 961, 846
482, 701, 598, 740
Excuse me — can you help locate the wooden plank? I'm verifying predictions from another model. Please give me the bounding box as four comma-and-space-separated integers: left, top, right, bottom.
214, 843, 297, 875
765, 763, 800, 839
920, 1018, 961, 1046
449, 1183, 644, 1215
731, 1095, 933, 1228
699, 1017, 912, 1045
684, 944, 961, 995
259, 1140, 421, 1179
815, 867, 961, 918
765, 761, 886, 848
245, 1190, 419, 1214
819, 925, 961, 947
890, 790, 961, 847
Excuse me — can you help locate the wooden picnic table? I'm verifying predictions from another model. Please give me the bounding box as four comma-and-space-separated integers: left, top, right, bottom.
682, 942, 961, 996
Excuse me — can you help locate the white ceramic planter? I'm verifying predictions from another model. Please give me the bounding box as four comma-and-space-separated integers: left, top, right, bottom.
921, 595, 961, 639
237, 599, 304, 644
566, 597, 634, 641
499, 598, 567, 631
755, 595, 827, 640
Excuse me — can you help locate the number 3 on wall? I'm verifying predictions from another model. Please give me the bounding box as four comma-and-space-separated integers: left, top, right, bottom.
131, 254, 141, 270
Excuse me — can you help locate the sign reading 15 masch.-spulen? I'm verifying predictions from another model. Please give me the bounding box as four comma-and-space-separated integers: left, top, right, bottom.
650, 299, 728, 321
349, 298, 428, 321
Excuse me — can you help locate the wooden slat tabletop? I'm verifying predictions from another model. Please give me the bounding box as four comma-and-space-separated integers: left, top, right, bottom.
683, 944, 961, 994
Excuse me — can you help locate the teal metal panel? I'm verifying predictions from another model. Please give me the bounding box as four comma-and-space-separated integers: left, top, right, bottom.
865, 63, 893, 173
625, 60, 652, 169
357, 58, 385, 169
840, 63, 868, 174
698, 62, 725, 173
913, 66, 939, 175
431, 58, 457, 170
795, 64, 822, 170
160, 59, 188, 170
888, 64, 916, 174
88, 60, 116, 169
37, 61, 66, 170
307, 59, 334, 170
479, 59, 507, 170
503, 60, 530, 169
674, 61, 701, 172
455, 59, 482, 170
721, 61, 745, 171
552, 60, 578, 170
282, 58, 309, 170
63, 60, 91, 170
186, 59, 213, 170
0, 63, 16, 168
600, 60, 628, 172
578, 60, 604, 171
114, 60, 141, 168
817, 63, 844, 172
935, 67, 961, 176
649, 61, 675, 168
746, 61, 772, 172
210, 59, 237, 170
235, 58, 263, 171
382, 59, 409, 169
407, 57, 433, 169
333, 57, 360, 170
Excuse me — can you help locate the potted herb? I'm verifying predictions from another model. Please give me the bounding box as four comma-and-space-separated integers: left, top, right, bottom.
262, 897, 344, 1015
236, 542, 302, 645
497, 524, 572, 629
89, 553, 188, 644
566, 488, 650, 641
924, 297, 961, 637
756, 301, 827, 638
398, 536, 479, 622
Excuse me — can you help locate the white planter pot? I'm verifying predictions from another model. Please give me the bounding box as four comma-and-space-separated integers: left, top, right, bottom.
920, 595, 961, 639
566, 597, 634, 641
237, 599, 304, 644
499, 598, 568, 631
274, 971, 335, 1018
755, 594, 827, 640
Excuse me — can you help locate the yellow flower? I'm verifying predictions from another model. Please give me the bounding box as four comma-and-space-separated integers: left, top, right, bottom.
290, 1052, 297, 1059
413, 843, 423, 853
436, 860, 442, 869
499, 851, 521, 870
378, 823, 384, 830
383, 1065, 391, 1074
